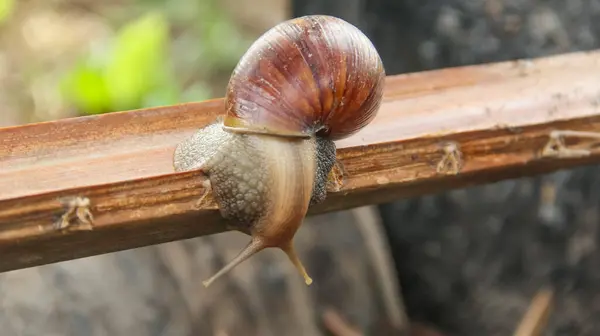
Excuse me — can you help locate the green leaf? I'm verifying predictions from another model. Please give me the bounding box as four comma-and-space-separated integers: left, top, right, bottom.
104, 11, 170, 111
0, 0, 15, 24
60, 63, 110, 115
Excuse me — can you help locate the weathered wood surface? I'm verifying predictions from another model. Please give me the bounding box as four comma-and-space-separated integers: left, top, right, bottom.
2, 50, 600, 273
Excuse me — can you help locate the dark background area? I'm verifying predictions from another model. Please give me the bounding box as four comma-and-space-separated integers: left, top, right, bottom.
293, 0, 600, 334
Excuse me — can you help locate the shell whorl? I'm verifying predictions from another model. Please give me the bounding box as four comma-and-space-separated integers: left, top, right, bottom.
223, 15, 385, 140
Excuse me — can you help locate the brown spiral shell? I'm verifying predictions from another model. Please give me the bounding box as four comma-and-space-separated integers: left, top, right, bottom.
222, 15, 385, 140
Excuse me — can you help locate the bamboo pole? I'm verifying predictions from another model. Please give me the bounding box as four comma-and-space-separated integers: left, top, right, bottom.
2, 50, 600, 273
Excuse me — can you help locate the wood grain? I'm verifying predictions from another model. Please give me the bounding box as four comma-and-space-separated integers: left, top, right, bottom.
2, 50, 600, 273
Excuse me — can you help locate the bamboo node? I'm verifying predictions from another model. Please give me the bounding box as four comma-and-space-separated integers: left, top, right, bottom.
541, 130, 600, 158
436, 142, 463, 175
54, 196, 94, 231
194, 179, 216, 209
327, 160, 347, 192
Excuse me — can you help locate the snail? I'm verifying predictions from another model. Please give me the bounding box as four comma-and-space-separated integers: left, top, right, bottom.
173, 15, 385, 288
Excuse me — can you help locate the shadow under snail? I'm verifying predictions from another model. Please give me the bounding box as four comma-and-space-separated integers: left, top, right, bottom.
173, 15, 385, 288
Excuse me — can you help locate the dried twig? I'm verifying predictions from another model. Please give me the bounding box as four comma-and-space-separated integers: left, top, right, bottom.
513, 288, 554, 336
352, 206, 409, 332
322, 308, 363, 336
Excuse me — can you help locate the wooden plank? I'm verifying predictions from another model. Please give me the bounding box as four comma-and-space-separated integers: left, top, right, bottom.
1, 50, 600, 273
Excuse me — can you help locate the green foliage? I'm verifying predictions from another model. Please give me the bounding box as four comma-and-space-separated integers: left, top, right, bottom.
60, 63, 110, 115
0, 0, 15, 24
104, 11, 170, 110
61, 12, 177, 114
61, 1, 248, 115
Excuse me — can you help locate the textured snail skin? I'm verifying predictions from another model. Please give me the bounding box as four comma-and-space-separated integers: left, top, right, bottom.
174, 121, 325, 286
173, 15, 384, 287
223, 15, 385, 140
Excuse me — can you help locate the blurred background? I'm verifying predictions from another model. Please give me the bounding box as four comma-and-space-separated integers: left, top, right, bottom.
0, 0, 287, 126
3, 0, 600, 335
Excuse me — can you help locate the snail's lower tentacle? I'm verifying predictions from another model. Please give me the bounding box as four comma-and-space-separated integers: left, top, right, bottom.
281, 240, 313, 285
202, 237, 266, 288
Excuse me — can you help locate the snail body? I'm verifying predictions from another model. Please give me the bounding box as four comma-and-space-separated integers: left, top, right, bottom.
173, 15, 385, 287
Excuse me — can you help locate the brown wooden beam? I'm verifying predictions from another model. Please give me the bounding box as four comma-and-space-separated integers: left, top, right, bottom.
2, 50, 600, 273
